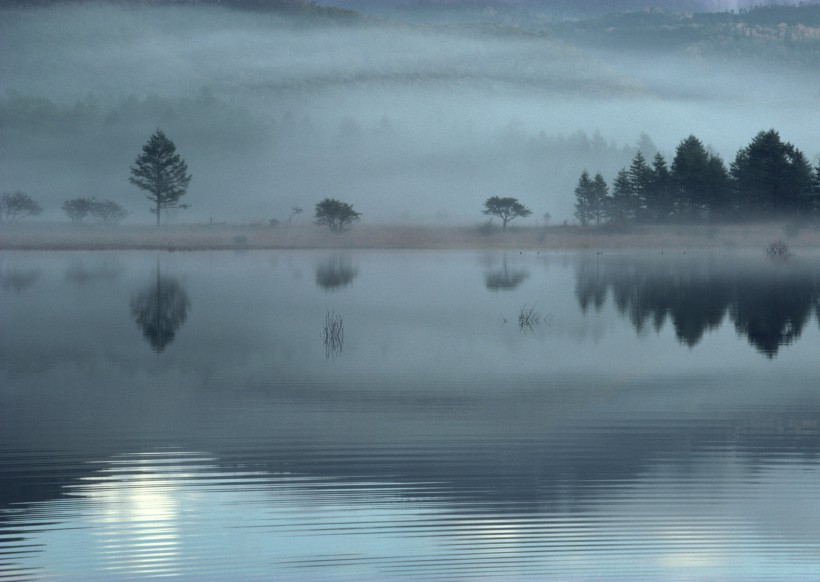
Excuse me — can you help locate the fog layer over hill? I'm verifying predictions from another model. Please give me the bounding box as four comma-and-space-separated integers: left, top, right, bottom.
1, 2, 818, 224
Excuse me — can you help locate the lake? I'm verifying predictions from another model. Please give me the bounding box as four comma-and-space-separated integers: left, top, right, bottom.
2, 249, 820, 580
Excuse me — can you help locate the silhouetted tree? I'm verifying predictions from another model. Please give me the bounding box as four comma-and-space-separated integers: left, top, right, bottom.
671, 135, 713, 220
130, 269, 191, 353
591, 173, 609, 226
287, 206, 303, 226
573, 171, 594, 226
812, 162, 820, 212
607, 169, 638, 222
129, 130, 192, 226
645, 152, 674, 222
0, 191, 43, 223
62, 197, 96, 223
314, 198, 361, 232
703, 152, 731, 220
91, 200, 129, 224
731, 129, 814, 217
628, 151, 653, 221
482, 196, 531, 229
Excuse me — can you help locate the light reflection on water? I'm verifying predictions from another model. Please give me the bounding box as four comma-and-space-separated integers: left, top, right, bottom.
6, 448, 820, 580
1, 250, 820, 579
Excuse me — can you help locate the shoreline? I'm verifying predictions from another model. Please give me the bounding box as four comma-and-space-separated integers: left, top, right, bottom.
1, 222, 819, 252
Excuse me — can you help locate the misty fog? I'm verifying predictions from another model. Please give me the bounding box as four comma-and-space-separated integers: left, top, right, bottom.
1, 2, 818, 224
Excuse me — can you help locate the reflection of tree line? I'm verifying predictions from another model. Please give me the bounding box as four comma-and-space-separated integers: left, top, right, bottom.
576, 255, 820, 356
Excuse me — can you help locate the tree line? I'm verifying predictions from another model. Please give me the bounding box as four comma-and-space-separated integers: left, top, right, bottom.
4, 127, 818, 230
574, 130, 820, 226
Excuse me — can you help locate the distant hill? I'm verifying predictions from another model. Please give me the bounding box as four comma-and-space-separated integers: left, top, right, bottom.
316, 0, 818, 18
546, 5, 820, 66
307, 1, 820, 68
0, 0, 359, 18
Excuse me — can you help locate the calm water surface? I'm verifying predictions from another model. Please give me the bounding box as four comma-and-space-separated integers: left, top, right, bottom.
1, 250, 820, 580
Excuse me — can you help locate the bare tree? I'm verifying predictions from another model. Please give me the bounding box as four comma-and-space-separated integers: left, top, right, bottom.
0, 191, 43, 223
62, 197, 96, 223
92, 200, 129, 224
288, 206, 303, 226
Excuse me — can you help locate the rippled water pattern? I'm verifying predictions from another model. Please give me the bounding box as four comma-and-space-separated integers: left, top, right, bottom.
2, 250, 820, 580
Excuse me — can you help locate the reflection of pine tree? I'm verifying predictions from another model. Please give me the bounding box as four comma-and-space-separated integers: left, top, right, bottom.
575, 258, 606, 313
731, 270, 816, 358
130, 270, 191, 353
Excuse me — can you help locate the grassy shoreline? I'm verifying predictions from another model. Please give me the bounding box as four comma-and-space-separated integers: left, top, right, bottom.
1, 222, 819, 252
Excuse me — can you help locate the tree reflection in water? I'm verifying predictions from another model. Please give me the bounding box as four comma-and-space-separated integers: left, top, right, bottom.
0, 268, 40, 294
315, 256, 358, 291
575, 254, 820, 357
484, 256, 530, 291
130, 264, 191, 353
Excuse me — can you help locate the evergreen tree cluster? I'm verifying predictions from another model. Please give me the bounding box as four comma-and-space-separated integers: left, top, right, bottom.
574, 130, 819, 225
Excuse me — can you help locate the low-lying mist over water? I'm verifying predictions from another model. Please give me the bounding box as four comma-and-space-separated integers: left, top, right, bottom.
1, 1, 818, 224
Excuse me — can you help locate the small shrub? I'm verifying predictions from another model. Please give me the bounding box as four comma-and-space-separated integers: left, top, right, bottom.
478, 219, 496, 236
233, 234, 249, 246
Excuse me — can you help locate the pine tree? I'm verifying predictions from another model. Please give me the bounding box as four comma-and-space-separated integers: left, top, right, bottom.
730, 129, 814, 217
628, 151, 653, 222
647, 153, 673, 223
573, 170, 594, 226
671, 135, 712, 221
609, 169, 638, 223
703, 153, 731, 220
129, 130, 192, 226
591, 173, 608, 226
812, 163, 820, 213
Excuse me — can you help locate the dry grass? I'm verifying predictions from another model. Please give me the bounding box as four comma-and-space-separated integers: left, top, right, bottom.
2, 222, 820, 251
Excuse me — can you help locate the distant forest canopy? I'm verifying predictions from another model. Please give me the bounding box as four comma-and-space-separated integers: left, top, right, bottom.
574, 130, 820, 225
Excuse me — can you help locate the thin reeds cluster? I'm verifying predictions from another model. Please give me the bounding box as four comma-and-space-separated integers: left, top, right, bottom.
517, 304, 553, 332
518, 305, 540, 330
323, 309, 344, 359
